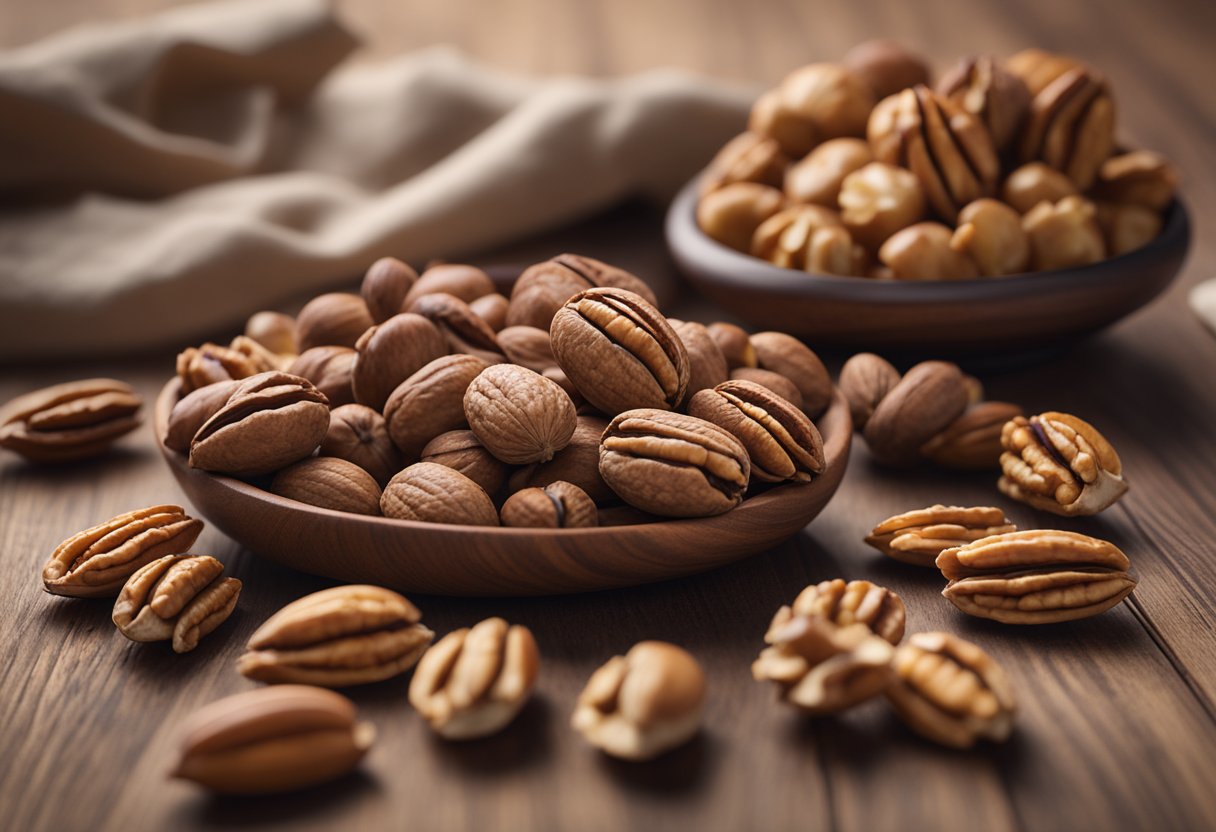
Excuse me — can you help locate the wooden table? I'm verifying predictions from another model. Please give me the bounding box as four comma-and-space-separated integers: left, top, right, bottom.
3, 0, 1215, 830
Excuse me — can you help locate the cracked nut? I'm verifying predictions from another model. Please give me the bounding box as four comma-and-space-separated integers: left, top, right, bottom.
938, 529, 1136, 624
295, 292, 374, 352
1001, 161, 1078, 214
239, 585, 434, 686
271, 457, 382, 516
43, 505, 203, 598
572, 641, 705, 761
599, 409, 750, 517
838, 352, 900, 430
382, 462, 500, 525
319, 403, 401, 487
950, 198, 1031, 276
750, 205, 857, 276
839, 162, 927, 250
886, 631, 1015, 748
1023, 196, 1105, 270
700, 131, 789, 196
165, 380, 239, 454
696, 182, 786, 252
464, 364, 577, 464
112, 554, 241, 653
921, 400, 1024, 469
784, 137, 873, 207
866, 505, 1016, 567
788, 578, 906, 644
410, 617, 540, 740
506, 416, 613, 505
779, 63, 875, 141
351, 312, 448, 411
172, 685, 375, 794
843, 39, 931, 100
999, 411, 1128, 515
936, 55, 1030, 153
421, 429, 509, 496
0, 378, 143, 463
176, 341, 272, 395
501, 481, 598, 528
385, 354, 491, 458
287, 346, 356, 408
863, 360, 969, 465
879, 221, 980, 280
361, 256, 418, 323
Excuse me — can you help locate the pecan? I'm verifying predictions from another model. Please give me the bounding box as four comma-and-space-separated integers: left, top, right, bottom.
500, 481, 598, 528
779, 63, 876, 142
0, 378, 142, 463
843, 40, 931, 100
244, 311, 298, 356
469, 293, 510, 331
1093, 151, 1178, 212
669, 320, 729, 404
866, 505, 1016, 568
706, 322, 758, 371
172, 685, 375, 794
384, 354, 491, 458
351, 312, 448, 411
239, 585, 434, 686
164, 380, 238, 454
496, 325, 557, 373
699, 131, 789, 196
921, 401, 1024, 470
571, 641, 706, 761
112, 554, 241, 653
176, 342, 267, 395
404, 264, 496, 309
295, 292, 374, 352
507, 254, 656, 330
599, 409, 750, 518
271, 457, 382, 516
409, 292, 505, 364
936, 55, 1031, 153
729, 368, 803, 411
318, 403, 401, 486
863, 360, 969, 465
381, 462, 500, 526
506, 416, 613, 504
838, 352, 900, 431
788, 578, 906, 644
998, 411, 1127, 515
409, 617, 541, 739
361, 256, 418, 323
43, 505, 203, 598
750, 332, 833, 417
464, 364, 577, 465
784, 137, 873, 207
937, 529, 1136, 624
886, 631, 1015, 748
421, 430, 509, 496
229, 335, 293, 373
750, 205, 857, 276
287, 346, 356, 408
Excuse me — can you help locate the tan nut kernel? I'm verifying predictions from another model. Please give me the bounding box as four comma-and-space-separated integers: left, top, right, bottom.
866, 505, 1016, 568
697, 182, 786, 252
780, 63, 876, 141
751, 205, 856, 276
998, 411, 1127, 516
700, 131, 789, 196
1001, 161, 1079, 214
950, 198, 1031, 276
1096, 201, 1163, 257
1023, 196, 1105, 270
843, 39, 930, 99
839, 162, 927, 250
0, 378, 143, 463
783, 137, 873, 207
176, 343, 266, 395
749, 88, 818, 158
879, 222, 980, 280
1093, 151, 1178, 212
112, 554, 241, 653
789, 578, 906, 644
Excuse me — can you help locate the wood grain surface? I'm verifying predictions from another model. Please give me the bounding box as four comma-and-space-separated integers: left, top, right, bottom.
2, 0, 1216, 830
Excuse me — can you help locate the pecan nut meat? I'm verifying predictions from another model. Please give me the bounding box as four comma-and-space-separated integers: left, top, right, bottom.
788, 578, 906, 644
0, 378, 143, 463
866, 505, 1016, 568
998, 411, 1127, 516
112, 554, 241, 653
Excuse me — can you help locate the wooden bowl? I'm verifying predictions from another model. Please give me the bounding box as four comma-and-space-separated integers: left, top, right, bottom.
155, 379, 852, 597
666, 176, 1191, 357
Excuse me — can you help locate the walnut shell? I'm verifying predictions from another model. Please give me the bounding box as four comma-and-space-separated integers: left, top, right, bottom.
408, 292, 505, 364
271, 457, 382, 516
464, 365, 577, 464
381, 462, 499, 526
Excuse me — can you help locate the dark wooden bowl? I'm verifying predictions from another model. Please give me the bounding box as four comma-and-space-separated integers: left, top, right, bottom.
155, 380, 852, 597
666, 176, 1191, 357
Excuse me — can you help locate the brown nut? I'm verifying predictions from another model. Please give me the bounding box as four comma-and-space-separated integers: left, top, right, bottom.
507, 254, 657, 331
670, 320, 730, 404
998, 411, 1127, 516
750, 205, 857, 276
382, 462, 500, 526
240, 585, 434, 686
0, 378, 143, 463
165, 380, 240, 454
496, 325, 556, 372
551, 288, 690, 416
706, 322, 758, 371
572, 641, 706, 761
318, 403, 401, 486
464, 364, 576, 464
172, 686, 375, 794
188, 372, 330, 477
696, 182, 786, 252
749, 88, 818, 158
839, 162, 927, 250
863, 360, 969, 465
950, 198, 1031, 276
1093, 151, 1178, 212
1096, 201, 1163, 257
176, 342, 267, 395
409, 292, 505, 364
287, 346, 356, 408
1001, 161, 1079, 214
783, 138, 873, 207
866, 504, 1016, 567
1023, 196, 1105, 270
879, 222, 980, 280
43, 504, 204, 598
403, 264, 496, 309
409, 618, 541, 740
688, 380, 824, 484
500, 481, 598, 528
729, 367, 803, 411
838, 352, 900, 430
295, 293, 374, 352
780, 63, 876, 141
244, 311, 298, 356
922, 400, 1024, 470
937, 55, 1031, 153
700, 131, 789, 196
270, 457, 382, 516
420, 430, 509, 496
469, 292, 510, 332
384, 354, 491, 459
750, 331, 832, 417
843, 39, 931, 100
788, 579, 906, 644
599, 409, 750, 517
361, 256, 419, 323
1004, 48, 1083, 95
506, 416, 613, 505
112, 554, 241, 653
351, 312, 449, 411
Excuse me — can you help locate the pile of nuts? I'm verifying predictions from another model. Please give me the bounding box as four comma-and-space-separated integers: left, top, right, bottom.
165, 255, 836, 525
697, 41, 1179, 278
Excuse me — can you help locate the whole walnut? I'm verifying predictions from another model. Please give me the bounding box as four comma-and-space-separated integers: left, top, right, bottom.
843, 39, 931, 100
779, 63, 876, 142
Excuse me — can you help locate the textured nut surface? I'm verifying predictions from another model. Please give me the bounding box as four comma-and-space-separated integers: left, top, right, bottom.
245, 311, 298, 356
287, 346, 356, 408
501, 481, 598, 528
319, 403, 401, 486
1001, 161, 1078, 214
1023, 196, 1105, 270
351, 312, 448, 411
385, 354, 490, 458
599, 409, 750, 518
864, 360, 969, 465
420, 430, 509, 496
784, 137, 873, 207
572, 641, 706, 761
271, 457, 382, 516
381, 462, 500, 526
1097, 201, 1162, 256
700, 131, 789, 196
729, 368, 803, 411
43, 505, 203, 598
866, 505, 1016, 567
507, 254, 657, 330
696, 182, 786, 252
670, 320, 730, 404
464, 364, 577, 464
506, 416, 613, 504
688, 380, 824, 484
361, 256, 418, 323
779, 63, 876, 141
239, 585, 434, 686
879, 221, 980, 280
0, 378, 143, 463
497, 325, 557, 372
409, 292, 505, 364
839, 162, 927, 250
922, 401, 1024, 470
188, 372, 330, 477
886, 631, 1015, 749
950, 198, 1031, 276
173, 685, 375, 794
404, 264, 497, 309
843, 39, 931, 100
295, 292, 374, 352
789, 579, 907, 644
998, 411, 1127, 516
937, 55, 1031, 152
165, 380, 239, 454
112, 554, 241, 653
551, 288, 690, 416
176, 342, 269, 395
1093, 150, 1178, 212
1014, 57, 1114, 190
750, 332, 832, 417
937, 529, 1136, 624
838, 352, 900, 430
410, 618, 541, 740
750, 205, 857, 275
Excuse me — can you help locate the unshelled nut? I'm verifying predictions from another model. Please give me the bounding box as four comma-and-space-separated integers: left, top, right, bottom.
936, 55, 1030, 153
670, 320, 730, 404
361, 256, 418, 323
409, 292, 505, 364
287, 346, 356, 408
464, 364, 577, 464
244, 311, 298, 356
507, 254, 657, 330
921, 400, 1023, 470
404, 264, 497, 309
295, 292, 374, 352
496, 325, 557, 372
420, 430, 509, 496
469, 293, 510, 332
0, 378, 143, 463
381, 462, 500, 526
750, 331, 832, 417
319, 403, 401, 486
749, 88, 818, 158
838, 352, 900, 430
729, 368, 803, 411
998, 411, 1128, 515
843, 39, 931, 100
501, 481, 598, 528
866, 505, 1016, 567
165, 380, 238, 454
270, 457, 382, 516
779, 63, 876, 141
863, 360, 969, 465
706, 322, 757, 371
506, 416, 613, 505
351, 312, 448, 411
385, 354, 491, 458
784, 138, 873, 207
112, 554, 241, 653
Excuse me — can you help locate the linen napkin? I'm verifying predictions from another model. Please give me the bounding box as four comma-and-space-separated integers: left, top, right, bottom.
0, 0, 750, 360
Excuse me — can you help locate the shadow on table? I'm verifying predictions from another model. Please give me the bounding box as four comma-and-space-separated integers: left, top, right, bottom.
594, 731, 712, 796
424, 695, 553, 776
189, 770, 383, 828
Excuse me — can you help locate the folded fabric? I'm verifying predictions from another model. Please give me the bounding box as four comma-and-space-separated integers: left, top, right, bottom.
0, 0, 751, 360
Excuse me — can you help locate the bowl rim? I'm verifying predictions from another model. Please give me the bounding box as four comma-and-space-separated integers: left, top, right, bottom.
155, 377, 853, 539
666, 171, 1191, 299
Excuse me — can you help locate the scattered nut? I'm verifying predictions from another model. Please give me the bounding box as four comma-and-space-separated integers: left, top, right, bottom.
112, 554, 241, 653
0, 378, 143, 463
787, 578, 907, 643
863, 360, 970, 465
998, 411, 1128, 515
866, 505, 1016, 567
921, 400, 1024, 469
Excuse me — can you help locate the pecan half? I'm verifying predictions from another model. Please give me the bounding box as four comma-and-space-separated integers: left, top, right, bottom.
0, 378, 142, 463
112, 554, 241, 653
381, 462, 500, 526
886, 631, 1015, 749
789, 578, 906, 644
239, 585, 434, 686
500, 481, 598, 528
409, 617, 541, 740
866, 505, 1016, 568
921, 401, 1024, 470
998, 411, 1127, 516
937, 529, 1136, 624
43, 505, 203, 598
464, 364, 576, 464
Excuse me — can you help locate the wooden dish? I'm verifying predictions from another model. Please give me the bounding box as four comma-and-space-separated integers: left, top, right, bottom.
666, 175, 1191, 357
155, 379, 852, 597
